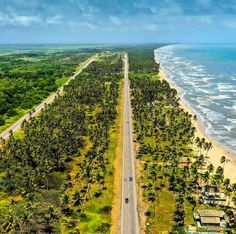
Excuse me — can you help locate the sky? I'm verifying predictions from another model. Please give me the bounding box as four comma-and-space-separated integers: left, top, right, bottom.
1, 0, 236, 44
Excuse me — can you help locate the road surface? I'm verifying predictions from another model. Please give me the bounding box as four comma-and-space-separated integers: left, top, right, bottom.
121, 53, 139, 234
0, 55, 96, 140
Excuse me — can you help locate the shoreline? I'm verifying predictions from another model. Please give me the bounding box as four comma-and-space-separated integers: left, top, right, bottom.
158, 67, 236, 183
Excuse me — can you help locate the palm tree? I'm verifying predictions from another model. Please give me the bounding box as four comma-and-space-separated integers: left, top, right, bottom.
213, 166, 224, 185
207, 163, 214, 174
174, 194, 185, 227
73, 191, 82, 206
223, 178, 231, 191
220, 156, 227, 172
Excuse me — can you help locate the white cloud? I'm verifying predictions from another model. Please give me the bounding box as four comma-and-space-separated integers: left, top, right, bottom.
144, 23, 158, 31
198, 15, 213, 24
18, 15, 41, 26
197, 0, 212, 7
109, 16, 122, 26
185, 15, 213, 26
46, 15, 63, 25
223, 20, 236, 29
0, 13, 42, 26
68, 21, 96, 30
150, 6, 158, 14
158, 3, 182, 16
79, 22, 96, 29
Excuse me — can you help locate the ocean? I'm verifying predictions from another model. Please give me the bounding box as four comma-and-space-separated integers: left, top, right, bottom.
155, 44, 236, 154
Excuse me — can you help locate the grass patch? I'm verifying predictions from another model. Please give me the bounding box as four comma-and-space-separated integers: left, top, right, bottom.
79, 199, 112, 233
55, 77, 70, 88
13, 129, 25, 140
146, 187, 175, 233
0, 109, 28, 133
0, 198, 11, 220
184, 200, 195, 226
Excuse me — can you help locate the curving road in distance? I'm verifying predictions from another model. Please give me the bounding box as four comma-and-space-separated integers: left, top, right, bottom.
0, 55, 97, 140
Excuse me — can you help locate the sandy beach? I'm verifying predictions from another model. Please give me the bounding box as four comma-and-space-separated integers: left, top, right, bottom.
158, 67, 236, 183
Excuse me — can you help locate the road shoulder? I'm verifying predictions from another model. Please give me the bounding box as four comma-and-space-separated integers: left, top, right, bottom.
111, 69, 125, 234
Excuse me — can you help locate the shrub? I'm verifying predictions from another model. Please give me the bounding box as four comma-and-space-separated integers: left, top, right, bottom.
99, 206, 112, 214
6, 109, 17, 117
0, 116, 5, 126
96, 223, 110, 232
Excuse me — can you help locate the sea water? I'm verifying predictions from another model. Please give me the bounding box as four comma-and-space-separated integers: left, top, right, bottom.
155, 44, 236, 154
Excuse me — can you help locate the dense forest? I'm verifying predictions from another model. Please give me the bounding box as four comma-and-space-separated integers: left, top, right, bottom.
128, 48, 236, 233
0, 48, 97, 130
0, 53, 123, 233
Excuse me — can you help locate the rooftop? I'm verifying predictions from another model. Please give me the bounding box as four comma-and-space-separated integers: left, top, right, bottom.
198, 210, 224, 218
200, 216, 221, 224
179, 156, 191, 163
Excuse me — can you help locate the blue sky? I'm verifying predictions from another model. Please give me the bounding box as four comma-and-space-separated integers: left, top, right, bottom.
1, 0, 236, 44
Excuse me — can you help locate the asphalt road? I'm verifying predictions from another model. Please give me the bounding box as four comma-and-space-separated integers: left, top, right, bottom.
121, 53, 139, 234
0, 55, 96, 140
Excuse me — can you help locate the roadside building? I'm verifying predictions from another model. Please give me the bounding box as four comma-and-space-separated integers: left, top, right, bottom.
193, 209, 227, 232
205, 185, 219, 193
201, 185, 229, 206
201, 192, 227, 205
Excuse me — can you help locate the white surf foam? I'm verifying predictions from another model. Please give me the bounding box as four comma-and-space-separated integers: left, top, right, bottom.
227, 118, 236, 124
224, 125, 235, 132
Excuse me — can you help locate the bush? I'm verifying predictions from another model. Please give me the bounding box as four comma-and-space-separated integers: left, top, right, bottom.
0, 116, 5, 126
79, 213, 87, 219
170, 226, 187, 234
99, 206, 112, 214
145, 210, 152, 217
94, 191, 102, 198
96, 223, 110, 232
6, 109, 17, 117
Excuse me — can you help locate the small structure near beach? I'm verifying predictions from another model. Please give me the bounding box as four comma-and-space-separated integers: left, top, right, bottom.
201, 192, 227, 205
193, 209, 227, 232
179, 156, 191, 168
205, 185, 219, 193
201, 185, 228, 206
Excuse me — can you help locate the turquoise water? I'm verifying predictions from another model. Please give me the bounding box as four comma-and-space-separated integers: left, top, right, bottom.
155, 45, 236, 154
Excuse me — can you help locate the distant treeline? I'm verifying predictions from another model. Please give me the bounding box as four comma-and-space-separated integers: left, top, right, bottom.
127, 44, 166, 73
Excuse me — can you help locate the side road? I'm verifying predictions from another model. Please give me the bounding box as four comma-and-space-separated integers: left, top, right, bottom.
0, 55, 97, 140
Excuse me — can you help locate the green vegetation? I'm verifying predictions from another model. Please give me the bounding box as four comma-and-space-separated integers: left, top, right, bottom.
128, 47, 236, 233
0, 49, 96, 131
55, 77, 70, 88
0, 53, 123, 233
1, 44, 235, 233
128, 46, 160, 73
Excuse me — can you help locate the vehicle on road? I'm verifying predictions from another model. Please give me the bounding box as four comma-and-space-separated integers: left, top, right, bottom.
124, 177, 128, 181
125, 198, 129, 203
129, 176, 133, 181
